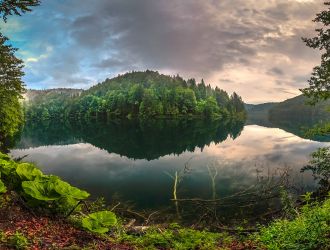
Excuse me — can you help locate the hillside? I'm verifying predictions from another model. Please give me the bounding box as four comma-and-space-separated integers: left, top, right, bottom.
246, 95, 330, 140
269, 95, 330, 123
23, 88, 82, 102
245, 103, 278, 123
24, 70, 246, 121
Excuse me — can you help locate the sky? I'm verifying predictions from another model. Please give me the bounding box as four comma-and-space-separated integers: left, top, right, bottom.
0, 0, 325, 103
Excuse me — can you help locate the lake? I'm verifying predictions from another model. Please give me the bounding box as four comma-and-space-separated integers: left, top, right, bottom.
10, 119, 330, 227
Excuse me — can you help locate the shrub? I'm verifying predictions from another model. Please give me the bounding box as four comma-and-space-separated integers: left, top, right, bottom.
255, 196, 330, 250
301, 147, 330, 192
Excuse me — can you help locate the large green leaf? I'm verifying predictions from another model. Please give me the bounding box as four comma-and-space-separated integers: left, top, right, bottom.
53, 178, 90, 200
0, 158, 16, 176
82, 211, 117, 234
0, 179, 6, 194
16, 163, 43, 181
22, 175, 89, 202
22, 177, 62, 201
0, 153, 10, 161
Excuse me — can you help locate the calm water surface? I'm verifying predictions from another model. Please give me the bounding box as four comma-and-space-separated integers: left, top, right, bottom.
10, 120, 330, 225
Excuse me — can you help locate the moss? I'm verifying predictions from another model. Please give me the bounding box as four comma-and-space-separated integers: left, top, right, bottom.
118, 223, 232, 250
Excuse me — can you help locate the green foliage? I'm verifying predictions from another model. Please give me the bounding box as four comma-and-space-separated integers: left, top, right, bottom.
0, 155, 16, 176
0, 0, 40, 22
24, 71, 246, 121
0, 0, 40, 147
7, 232, 29, 250
0, 178, 6, 193
301, 147, 330, 191
16, 163, 43, 181
301, 2, 330, 103
21, 175, 90, 212
120, 223, 227, 250
0, 33, 24, 145
305, 123, 330, 138
300, 2, 330, 136
255, 197, 330, 250
81, 211, 117, 234
280, 188, 297, 219
0, 153, 90, 214
0, 231, 29, 250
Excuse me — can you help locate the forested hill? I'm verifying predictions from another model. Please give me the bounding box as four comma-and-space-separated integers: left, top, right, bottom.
246, 95, 330, 122
269, 95, 330, 122
246, 95, 330, 140
24, 70, 246, 121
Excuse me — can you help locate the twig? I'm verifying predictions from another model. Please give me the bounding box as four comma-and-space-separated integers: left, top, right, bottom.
110, 202, 121, 212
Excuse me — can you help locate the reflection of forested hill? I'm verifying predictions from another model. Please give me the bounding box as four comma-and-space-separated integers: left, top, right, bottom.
15, 119, 244, 160
246, 95, 330, 141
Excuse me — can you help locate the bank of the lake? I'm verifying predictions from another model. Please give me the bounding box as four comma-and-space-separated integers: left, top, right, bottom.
0, 153, 329, 249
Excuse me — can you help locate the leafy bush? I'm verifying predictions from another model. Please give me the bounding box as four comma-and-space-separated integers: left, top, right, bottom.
81, 211, 117, 234
255, 196, 330, 250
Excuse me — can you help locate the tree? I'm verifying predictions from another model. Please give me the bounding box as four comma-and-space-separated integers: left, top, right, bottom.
301, 2, 330, 103
229, 92, 245, 113
0, 33, 24, 142
139, 89, 163, 117
300, 2, 330, 194
0, 0, 40, 146
302, 2, 330, 135
0, 0, 40, 21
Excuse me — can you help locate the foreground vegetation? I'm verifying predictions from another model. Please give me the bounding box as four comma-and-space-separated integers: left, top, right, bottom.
0, 151, 329, 249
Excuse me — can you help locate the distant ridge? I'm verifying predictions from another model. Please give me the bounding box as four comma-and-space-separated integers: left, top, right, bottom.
23, 88, 83, 102
245, 95, 330, 140
246, 95, 330, 122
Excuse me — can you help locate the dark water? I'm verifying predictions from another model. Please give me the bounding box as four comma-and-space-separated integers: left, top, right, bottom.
10, 119, 330, 226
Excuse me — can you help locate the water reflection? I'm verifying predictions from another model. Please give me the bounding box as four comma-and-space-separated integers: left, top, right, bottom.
15, 119, 245, 160
10, 120, 330, 225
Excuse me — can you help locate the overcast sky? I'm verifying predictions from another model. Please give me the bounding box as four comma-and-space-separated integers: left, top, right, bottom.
0, 0, 325, 103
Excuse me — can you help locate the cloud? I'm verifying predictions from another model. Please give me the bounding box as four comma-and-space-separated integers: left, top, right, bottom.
2, 0, 325, 102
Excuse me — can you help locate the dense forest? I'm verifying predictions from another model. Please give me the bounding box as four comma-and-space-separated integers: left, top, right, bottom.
24, 71, 246, 121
